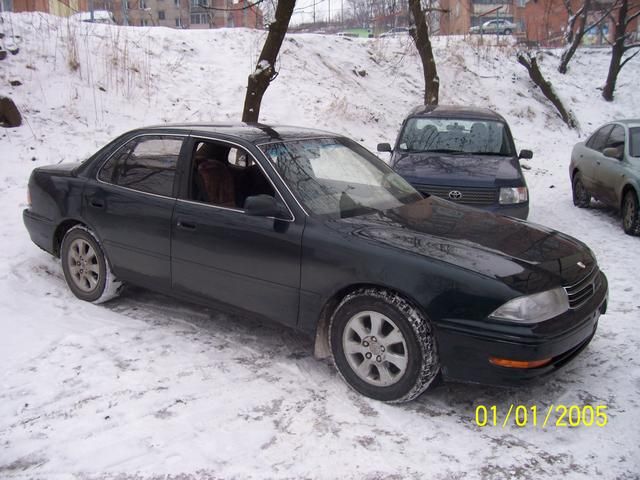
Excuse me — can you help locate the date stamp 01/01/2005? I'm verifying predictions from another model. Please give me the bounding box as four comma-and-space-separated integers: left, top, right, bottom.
474, 405, 609, 428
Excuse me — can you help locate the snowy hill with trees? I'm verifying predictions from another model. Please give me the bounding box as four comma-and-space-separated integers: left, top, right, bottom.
1, 12, 639, 479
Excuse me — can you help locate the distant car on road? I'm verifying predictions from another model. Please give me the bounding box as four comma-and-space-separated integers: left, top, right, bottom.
336, 31, 359, 38
570, 119, 640, 235
24, 124, 607, 402
469, 19, 517, 35
379, 27, 411, 38
378, 105, 532, 219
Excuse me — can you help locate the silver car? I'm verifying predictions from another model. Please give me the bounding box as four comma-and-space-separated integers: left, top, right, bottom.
570, 119, 640, 235
469, 19, 517, 35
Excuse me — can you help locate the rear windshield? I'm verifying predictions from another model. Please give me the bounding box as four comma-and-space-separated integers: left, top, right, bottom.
630, 127, 639, 157
398, 117, 515, 156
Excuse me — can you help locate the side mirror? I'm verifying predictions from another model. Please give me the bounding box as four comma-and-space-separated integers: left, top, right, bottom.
377, 142, 392, 153
518, 149, 533, 160
602, 147, 623, 160
244, 195, 285, 217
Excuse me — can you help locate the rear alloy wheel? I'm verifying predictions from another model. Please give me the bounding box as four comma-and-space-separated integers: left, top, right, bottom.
61, 226, 121, 303
503, 28, 512, 35
622, 190, 640, 236
572, 173, 591, 208
329, 288, 439, 403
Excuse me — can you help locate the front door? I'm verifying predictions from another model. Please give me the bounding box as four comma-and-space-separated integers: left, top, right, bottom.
171, 137, 304, 327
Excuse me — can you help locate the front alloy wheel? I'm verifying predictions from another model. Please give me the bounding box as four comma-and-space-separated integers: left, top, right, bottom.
330, 288, 440, 403
622, 190, 640, 236
572, 174, 591, 208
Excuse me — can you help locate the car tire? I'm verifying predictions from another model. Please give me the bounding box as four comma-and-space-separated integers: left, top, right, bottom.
572, 173, 591, 208
60, 225, 122, 303
622, 190, 640, 236
503, 29, 512, 35
329, 288, 439, 403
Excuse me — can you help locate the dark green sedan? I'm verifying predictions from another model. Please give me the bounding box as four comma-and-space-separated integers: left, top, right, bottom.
570, 119, 640, 236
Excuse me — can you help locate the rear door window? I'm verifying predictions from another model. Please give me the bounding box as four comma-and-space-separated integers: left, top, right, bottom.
99, 136, 183, 197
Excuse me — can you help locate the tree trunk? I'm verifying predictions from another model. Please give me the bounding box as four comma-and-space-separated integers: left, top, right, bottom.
408, 0, 439, 105
558, 0, 590, 74
241, 0, 296, 123
602, 0, 628, 102
517, 52, 577, 128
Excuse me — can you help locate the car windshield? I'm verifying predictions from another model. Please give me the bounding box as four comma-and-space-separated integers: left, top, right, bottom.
398, 117, 515, 156
630, 127, 639, 157
259, 137, 423, 218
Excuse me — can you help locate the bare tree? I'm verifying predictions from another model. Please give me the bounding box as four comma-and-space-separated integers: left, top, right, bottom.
602, 0, 640, 101
408, 0, 441, 105
517, 51, 578, 128
242, 0, 296, 122
558, 0, 616, 74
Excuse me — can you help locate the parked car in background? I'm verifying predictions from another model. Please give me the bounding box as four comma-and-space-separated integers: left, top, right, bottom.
24, 124, 607, 403
378, 105, 532, 219
71, 10, 116, 24
379, 27, 411, 38
469, 19, 517, 35
570, 119, 640, 236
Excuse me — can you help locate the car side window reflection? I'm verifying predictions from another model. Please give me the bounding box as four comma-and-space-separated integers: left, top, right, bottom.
98, 136, 182, 197
189, 141, 277, 210
605, 125, 625, 152
587, 125, 614, 152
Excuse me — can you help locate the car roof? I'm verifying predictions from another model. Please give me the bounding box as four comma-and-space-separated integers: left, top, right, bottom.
611, 119, 640, 127
140, 123, 340, 145
406, 104, 507, 122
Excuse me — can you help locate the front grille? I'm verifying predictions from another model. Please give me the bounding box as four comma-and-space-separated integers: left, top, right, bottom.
415, 184, 498, 206
564, 267, 601, 310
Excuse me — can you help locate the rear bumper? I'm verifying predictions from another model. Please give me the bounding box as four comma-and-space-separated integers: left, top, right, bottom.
436, 273, 608, 386
23, 208, 55, 254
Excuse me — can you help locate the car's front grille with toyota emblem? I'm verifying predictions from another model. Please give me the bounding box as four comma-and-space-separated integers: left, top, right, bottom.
414, 184, 498, 206
564, 266, 603, 310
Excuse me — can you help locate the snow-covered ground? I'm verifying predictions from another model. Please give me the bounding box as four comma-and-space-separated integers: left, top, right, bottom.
1, 12, 639, 479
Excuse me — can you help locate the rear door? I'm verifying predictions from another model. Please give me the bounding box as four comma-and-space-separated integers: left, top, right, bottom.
170, 136, 304, 327
83, 134, 186, 291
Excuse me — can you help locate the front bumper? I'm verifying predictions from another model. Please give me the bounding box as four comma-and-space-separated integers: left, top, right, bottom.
436, 272, 608, 386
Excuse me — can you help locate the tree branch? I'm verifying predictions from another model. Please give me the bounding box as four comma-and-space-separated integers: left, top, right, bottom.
197, 0, 264, 12
620, 48, 640, 69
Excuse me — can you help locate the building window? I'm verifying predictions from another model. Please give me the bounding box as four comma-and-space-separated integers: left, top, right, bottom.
174, 0, 180, 6
175, 17, 182, 27
139, 0, 147, 9
159, 10, 165, 20
190, 13, 209, 24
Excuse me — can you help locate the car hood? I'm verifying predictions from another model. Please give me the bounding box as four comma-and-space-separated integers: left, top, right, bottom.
327, 197, 594, 292
393, 152, 522, 186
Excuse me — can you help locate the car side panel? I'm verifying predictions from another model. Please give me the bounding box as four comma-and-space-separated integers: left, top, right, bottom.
297, 219, 514, 336
24, 166, 86, 254
571, 143, 598, 191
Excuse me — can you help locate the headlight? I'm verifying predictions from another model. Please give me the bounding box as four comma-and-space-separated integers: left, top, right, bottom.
499, 186, 528, 204
489, 287, 569, 324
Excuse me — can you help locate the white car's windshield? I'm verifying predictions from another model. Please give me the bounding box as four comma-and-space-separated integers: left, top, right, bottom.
398, 117, 515, 156
259, 138, 423, 218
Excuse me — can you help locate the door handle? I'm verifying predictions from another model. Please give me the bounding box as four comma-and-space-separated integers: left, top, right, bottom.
89, 198, 104, 209
177, 220, 197, 230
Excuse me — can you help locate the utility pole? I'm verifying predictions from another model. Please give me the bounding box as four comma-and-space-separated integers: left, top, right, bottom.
89, 0, 94, 21
122, 0, 128, 25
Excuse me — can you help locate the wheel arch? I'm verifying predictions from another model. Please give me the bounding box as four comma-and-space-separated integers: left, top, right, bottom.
52, 218, 88, 257
312, 283, 426, 360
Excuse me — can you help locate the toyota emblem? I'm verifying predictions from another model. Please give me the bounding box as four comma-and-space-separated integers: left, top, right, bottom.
577, 261, 586, 269
448, 190, 462, 200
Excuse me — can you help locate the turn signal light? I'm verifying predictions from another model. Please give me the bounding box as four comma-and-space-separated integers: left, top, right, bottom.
489, 356, 552, 369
